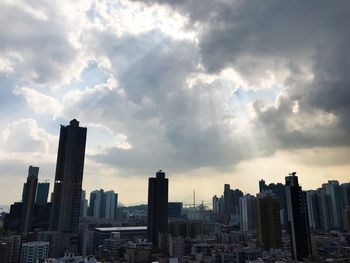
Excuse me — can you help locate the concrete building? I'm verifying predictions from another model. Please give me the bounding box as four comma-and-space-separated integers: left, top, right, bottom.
7, 235, 21, 263
323, 180, 344, 230
49, 119, 87, 254
37, 231, 62, 258
256, 191, 282, 250
239, 194, 256, 231
20, 166, 39, 233
35, 181, 50, 205
286, 173, 311, 261
147, 170, 168, 248
21, 241, 49, 263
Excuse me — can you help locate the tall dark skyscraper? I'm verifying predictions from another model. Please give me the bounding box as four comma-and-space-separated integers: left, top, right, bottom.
147, 170, 168, 248
285, 173, 311, 261
35, 181, 50, 204
49, 119, 87, 252
20, 166, 39, 233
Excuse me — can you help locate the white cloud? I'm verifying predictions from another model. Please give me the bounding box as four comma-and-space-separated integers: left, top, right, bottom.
1, 118, 57, 160
13, 87, 62, 116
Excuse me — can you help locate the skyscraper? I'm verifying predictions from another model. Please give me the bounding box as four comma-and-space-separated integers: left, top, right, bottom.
323, 180, 344, 229
103, 190, 117, 221
35, 181, 50, 205
285, 173, 311, 261
49, 119, 87, 252
147, 170, 168, 248
256, 191, 282, 250
258, 180, 287, 228
239, 194, 256, 231
223, 184, 243, 225
80, 190, 88, 218
20, 166, 39, 233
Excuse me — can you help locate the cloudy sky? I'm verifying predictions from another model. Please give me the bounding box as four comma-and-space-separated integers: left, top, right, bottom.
1, 0, 350, 206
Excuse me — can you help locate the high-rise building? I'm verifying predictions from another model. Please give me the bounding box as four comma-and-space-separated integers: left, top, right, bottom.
20, 241, 49, 263
285, 173, 311, 261
88, 189, 117, 221
80, 190, 88, 218
49, 119, 87, 253
259, 179, 267, 193
256, 191, 282, 250
89, 190, 103, 218
212, 195, 224, 216
35, 181, 50, 205
147, 170, 168, 249
223, 184, 243, 225
323, 180, 344, 230
20, 166, 39, 233
258, 180, 287, 228
239, 194, 256, 231
306, 189, 332, 231
103, 190, 117, 221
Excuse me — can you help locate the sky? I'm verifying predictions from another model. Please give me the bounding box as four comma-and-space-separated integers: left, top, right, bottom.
1, 0, 350, 206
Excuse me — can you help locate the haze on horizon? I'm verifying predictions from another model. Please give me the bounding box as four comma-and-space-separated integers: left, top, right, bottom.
0, 0, 350, 206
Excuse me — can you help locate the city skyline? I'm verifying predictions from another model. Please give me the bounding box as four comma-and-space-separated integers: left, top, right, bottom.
1, 0, 350, 205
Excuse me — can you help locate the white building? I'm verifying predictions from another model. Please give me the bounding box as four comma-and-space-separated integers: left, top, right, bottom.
21, 241, 49, 263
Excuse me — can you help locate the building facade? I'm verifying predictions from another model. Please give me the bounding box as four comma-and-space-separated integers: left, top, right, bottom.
49, 119, 87, 253
285, 173, 311, 261
20, 166, 39, 233
147, 170, 168, 249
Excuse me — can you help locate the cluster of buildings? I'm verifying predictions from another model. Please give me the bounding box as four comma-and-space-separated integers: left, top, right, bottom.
0, 119, 349, 263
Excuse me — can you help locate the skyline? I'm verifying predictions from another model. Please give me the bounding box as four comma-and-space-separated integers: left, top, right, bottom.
1, 0, 350, 205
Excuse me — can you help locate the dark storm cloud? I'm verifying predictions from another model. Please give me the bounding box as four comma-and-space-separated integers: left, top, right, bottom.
3, 0, 350, 177
129, 0, 350, 159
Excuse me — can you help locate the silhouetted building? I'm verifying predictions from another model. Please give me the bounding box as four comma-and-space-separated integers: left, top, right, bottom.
286, 173, 311, 261
212, 195, 224, 215
256, 191, 282, 250
20, 166, 39, 233
49, 119, 87, 253
32, 203, 51, 231
0, 241, 9, 263
168, 202, 182, 218
259, 179, 267, 193
3, 202, 22, 232
259, 180, 287, 228
223, 184, 243, 225
35, 181, 50, 205
147, 170, 168, 249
